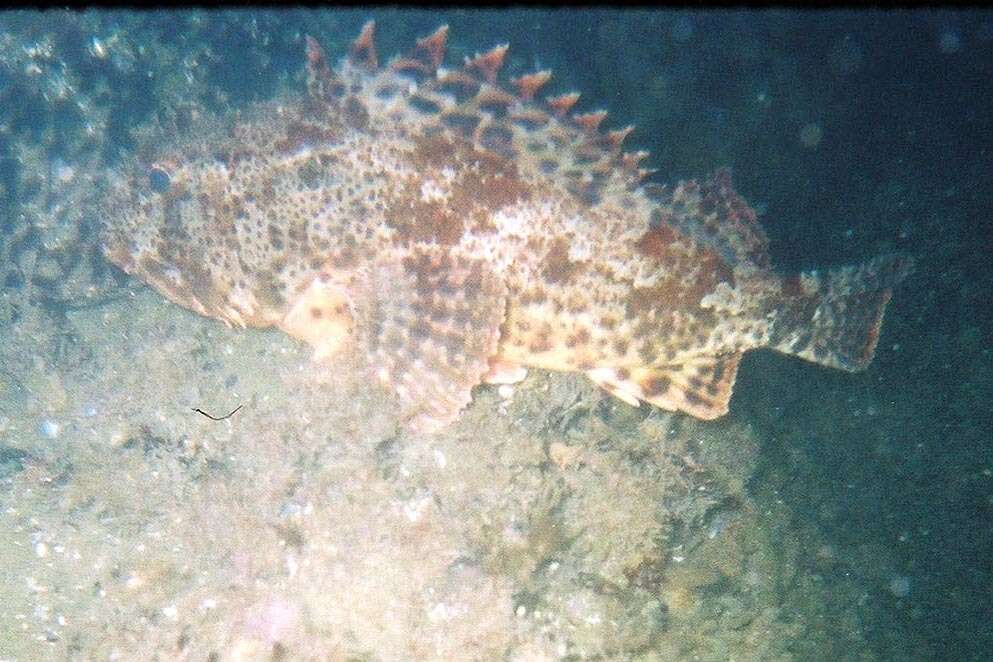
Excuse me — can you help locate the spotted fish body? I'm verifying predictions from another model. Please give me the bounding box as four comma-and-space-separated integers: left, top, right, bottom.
102, 23, 912, 431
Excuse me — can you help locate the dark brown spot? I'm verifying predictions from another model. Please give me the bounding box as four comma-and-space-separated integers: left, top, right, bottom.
633, 320, 655, 339
438, 71, 480, 103
409, 134, 530, 229
441, 331, 463, 354
311, 307, 322, 319
375, 84, 400, 99
573, 144, 602, 165
511, 110, 549, 130
343, 96, 369, 129
479, 124, 516, 159
477, 87, 515, 116
441, 112, 481, 137
268, 224, 284, 251
530, 330, 553, 353
643, 375, 670, 396
408, 95, 442, 115
411, 321, 431, 339
635, 223, 678, 261
275, 120, 339, 154
565, 327, 591, 349
542, 238, 583, 284
637, 343, 658, 364
386, 195, 464, 245
712, 361, 725, 381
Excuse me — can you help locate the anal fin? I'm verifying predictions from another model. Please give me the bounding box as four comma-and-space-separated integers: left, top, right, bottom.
357, 249, 508, 432
587, 353, 741, 420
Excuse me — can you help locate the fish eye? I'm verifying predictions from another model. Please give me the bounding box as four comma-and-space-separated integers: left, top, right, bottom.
149, 166, 171, 193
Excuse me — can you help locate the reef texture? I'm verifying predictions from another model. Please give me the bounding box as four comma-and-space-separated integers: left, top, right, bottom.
2, 287, 907, 660
101, 22, 913, 431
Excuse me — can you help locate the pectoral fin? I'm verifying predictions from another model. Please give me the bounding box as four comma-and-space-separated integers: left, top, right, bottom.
356, 249, 508, 432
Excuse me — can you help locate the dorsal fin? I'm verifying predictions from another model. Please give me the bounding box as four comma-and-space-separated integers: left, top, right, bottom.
329, 25, 648, 208
349, 20, 378, 70
465, 44, 509, 84
512, 70, 552, 102
704, 168, 770, 268
656, 169, 770, 268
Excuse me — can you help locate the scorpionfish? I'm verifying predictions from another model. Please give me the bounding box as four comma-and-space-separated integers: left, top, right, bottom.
102, 22, 913, 431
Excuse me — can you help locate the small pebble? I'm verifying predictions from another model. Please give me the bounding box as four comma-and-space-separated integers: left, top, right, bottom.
38, 419, 60, 439
888, 575, 911, 597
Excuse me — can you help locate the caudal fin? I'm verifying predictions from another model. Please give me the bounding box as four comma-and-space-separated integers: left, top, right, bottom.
770, 254, 914, 371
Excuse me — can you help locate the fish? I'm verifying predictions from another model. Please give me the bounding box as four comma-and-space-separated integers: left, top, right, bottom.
101, 22, 913, 432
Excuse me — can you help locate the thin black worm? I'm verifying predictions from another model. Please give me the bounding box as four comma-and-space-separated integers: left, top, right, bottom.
192, 404, 243, 421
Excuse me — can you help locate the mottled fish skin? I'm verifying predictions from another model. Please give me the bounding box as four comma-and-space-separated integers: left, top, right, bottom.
101, 22, 913, 431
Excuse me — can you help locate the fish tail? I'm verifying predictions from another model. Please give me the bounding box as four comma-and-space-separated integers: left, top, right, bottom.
770, 254, 914, 371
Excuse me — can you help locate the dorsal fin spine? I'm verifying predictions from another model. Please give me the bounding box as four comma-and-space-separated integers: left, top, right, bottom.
512, 70, 552, 101
573, 110, 608, 132
304, 35, 344, 101
415, 25, 449, 70
350, 20, 378, 70
465, 44, 509, 84
548, 92, 580, 116
607, 125, 635, 148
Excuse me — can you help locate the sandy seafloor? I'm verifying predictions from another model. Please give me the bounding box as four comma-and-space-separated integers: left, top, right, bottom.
1, 9, 991, 661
